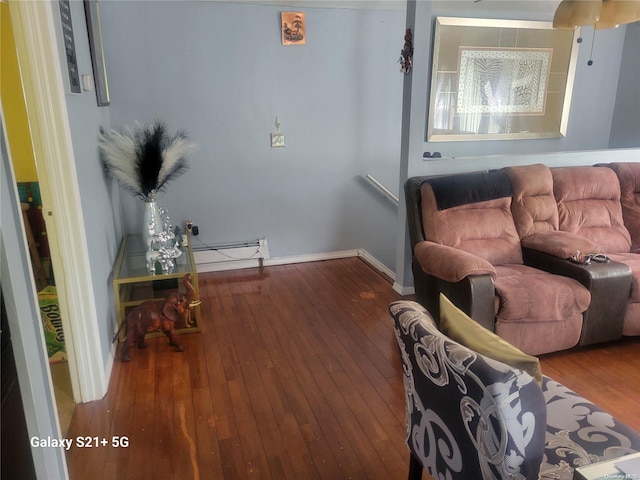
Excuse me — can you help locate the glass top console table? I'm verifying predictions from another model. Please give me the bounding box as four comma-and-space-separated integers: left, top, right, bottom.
112, 234, 201, 339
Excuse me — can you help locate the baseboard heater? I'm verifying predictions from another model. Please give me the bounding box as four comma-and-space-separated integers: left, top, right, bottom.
193, 238, 270, 272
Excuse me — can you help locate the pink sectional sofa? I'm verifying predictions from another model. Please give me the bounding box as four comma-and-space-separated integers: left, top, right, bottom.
405, 162, 640, 355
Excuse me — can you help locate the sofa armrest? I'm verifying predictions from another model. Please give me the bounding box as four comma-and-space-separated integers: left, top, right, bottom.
414, 241, 496, 282
521, 231, 602, 259
522, 247, 631, 290
412, 256, 496, 332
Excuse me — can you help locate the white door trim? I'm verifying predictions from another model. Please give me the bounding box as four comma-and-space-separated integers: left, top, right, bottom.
2, 107, 70, 480
9, 0, 108, 401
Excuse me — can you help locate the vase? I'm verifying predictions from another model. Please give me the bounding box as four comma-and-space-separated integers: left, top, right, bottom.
142, 190, 163, 249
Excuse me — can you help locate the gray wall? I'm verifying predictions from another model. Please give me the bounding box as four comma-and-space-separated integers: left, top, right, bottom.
610, 22, 640, 148
99, 1, 405, 270
64, 0, 121, 367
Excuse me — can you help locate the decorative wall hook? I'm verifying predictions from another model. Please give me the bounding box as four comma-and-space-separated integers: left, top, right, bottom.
399, 28, 413, 75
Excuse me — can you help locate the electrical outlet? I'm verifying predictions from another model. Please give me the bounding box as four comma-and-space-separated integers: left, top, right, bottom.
271, 132, 285, 147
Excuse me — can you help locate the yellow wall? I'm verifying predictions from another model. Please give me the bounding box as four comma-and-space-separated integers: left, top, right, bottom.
1, 2, 38, 182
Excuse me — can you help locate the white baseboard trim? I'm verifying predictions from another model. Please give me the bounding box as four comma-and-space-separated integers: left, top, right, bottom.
103, 345, 116, 395
195, 247, 416, 295
356, 249, 395, 282
195, 249, 361, 273
266, 249, 360, 267
194, 258, 263, 272
195, 247, 410, 288
392, 281, 415, 296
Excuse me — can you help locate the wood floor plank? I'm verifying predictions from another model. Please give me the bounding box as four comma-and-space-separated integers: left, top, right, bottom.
151, 348, 176, 479
65, 257, 640, 480
172, 350, 200, 480
259, 426, 297, 479
191, 385, 223, 478
126, 383, 155, 479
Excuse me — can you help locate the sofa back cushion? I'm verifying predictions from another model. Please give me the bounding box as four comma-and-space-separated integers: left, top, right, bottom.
552, 166, 631, 254
420, 172, 523, 266
606, 162, 640, 253
503, 163, 559, 238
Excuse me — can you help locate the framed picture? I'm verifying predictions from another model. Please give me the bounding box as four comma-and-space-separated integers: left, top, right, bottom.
427, 17, 580, 141
281, 12, 306, 46
84, 0, 110, 106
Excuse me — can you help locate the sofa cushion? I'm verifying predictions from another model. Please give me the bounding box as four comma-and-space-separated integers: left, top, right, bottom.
552, 166, 631, 254
439, 293, 543, 384
493, 264, 590, 354
607, 162, 640, 253
605, 251, 640, 336
494, 265, 591, 322
421, 180, 523, 266
607, 253, 640, 303
503, 164, 559, 238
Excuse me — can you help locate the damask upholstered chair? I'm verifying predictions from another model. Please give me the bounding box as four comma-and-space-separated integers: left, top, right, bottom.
390, 300, 640, 480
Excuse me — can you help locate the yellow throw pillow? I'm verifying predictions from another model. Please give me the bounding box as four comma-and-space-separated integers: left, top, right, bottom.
439, 293, 543, 385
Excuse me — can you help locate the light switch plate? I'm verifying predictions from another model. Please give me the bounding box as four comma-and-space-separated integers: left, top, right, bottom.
82, 74, 95, 92
271, 132, 285, 147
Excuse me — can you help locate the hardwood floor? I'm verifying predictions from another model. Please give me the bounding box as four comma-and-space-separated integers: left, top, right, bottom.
66, 258, 408, 480
65, 258, 640, 479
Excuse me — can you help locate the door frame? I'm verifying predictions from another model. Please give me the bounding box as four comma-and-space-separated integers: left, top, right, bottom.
9, 0, 108, 402
1, 108, 69, 480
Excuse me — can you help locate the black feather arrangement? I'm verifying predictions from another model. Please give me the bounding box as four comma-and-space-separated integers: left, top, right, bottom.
98, 121, 198, 199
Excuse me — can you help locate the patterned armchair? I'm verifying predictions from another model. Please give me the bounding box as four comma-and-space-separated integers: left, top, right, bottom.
390, 300, 640, 480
